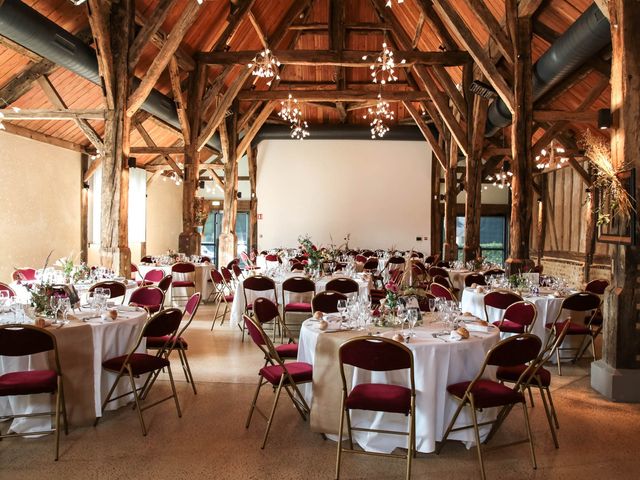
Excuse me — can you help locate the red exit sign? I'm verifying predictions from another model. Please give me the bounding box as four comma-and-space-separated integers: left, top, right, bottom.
257, 214, 263, 220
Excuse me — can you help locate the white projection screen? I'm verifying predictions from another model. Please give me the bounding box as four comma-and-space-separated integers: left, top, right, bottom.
256, 139, 432, 252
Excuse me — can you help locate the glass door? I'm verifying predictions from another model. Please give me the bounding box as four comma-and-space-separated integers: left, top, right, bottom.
201, 211, 249, 266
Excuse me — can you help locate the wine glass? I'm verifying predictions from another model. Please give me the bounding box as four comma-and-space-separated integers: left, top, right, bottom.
407, 308, 419, 337
337, 299, 347, 324
50, 296, 60, 323
58, 297, 71, 325
428, 298, 436, 314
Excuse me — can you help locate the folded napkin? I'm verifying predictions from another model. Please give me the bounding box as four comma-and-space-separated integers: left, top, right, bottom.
116, 305, 142, 312
462, 319, 493, 333
449, 330, 464, 341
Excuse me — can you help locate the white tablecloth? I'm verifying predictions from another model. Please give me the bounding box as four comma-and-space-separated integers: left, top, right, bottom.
0, 307, 147, 433
138, 263, 214, 303
230, 273, 370, 328
297, 316, 501, 453
445, 269, 474, 292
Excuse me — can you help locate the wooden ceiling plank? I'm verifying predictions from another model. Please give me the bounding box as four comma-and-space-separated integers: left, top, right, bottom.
126, 1, 201, 117
129, 0, 177, 72
466, 0, 514, 65
404, 100, 446, 168
36, 76, 104, 151
248, 11, 268, 49
168, 55, 191, 144
1, 121, 89, 153
432, 0, 515, 114
414, 0, 459, 51
0, 109, 106, 120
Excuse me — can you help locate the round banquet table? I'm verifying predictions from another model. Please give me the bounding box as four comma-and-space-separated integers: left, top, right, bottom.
138, 263, 214, 302
0, 306, 147, 434
297, 315, 501, 454
445, 268, 474, 292
229, 273, 371, 328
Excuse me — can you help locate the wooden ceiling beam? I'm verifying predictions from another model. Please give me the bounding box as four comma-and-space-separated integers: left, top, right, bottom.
87, 0, 115, 109
198, 49, 471, 66
415, 0, 459, 51
236, 102, 274, 161
532, 110, 600, 123
412, 13, 426, 49
0, 109, 106, 120
36, 76, 104, 152
432, 0, 515, 113
403, 101, 446, 168
289, 22, 393, 32
127, 1, 201, 117
130, 146, 185, 154
129, 0, 177, 71
466, 0, 514, 65
237, 90, 433, 101
168, 56, 191, 144
133, 118, 183, 177
248, 11, 268, 49
0, 121, 90, 153
0, 34, 41, 62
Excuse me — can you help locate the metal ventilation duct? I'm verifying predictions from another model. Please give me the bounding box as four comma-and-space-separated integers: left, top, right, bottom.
485, 3, 611, 136
0, 0, 221, 150
254, 124, 426, 144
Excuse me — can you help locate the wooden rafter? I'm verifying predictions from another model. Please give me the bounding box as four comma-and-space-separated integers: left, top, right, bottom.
465, 0, 514, 65
130, 146, 185, 154
128, 0, 177, 71
248, 11, 268, 48
87, 0, 115, 109
168, 56, 191, 143
414, 0, 459, 51
0, 109, 106, 120
134, 119, 183, 178
238, 90, 433, 101
236, 102, 274, 161
403, 101, 446, 168
1, 121, 89, 153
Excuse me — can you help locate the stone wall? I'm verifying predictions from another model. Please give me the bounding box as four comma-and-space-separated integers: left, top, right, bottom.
540, 255, 611, 288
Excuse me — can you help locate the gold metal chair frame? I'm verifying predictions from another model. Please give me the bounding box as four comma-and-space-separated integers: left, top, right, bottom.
243, 315, 311, 449
170, 262, 197, 307
429, 283, 458, 302
335, 336, 416, 480
209, 270, 233, 329
89, 280, 127, 305
482, 290, 524, 324
129, 285, 165, 318
0, 324, 68, 461
436, 334, 541, 480
281, 277, 315, 340
94, 308, 183, 436
545, 291, 600, 375
242, 275, 277, 341
495, 300, 538, 334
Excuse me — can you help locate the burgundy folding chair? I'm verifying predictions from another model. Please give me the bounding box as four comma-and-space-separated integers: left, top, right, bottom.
483, 290, 523, 323
0, 282, 16, 297
242, 275, 277, 340
140, 255, 154, 263
96, 308, 183, 436
432, 275, 453, 290
200, 256, 212, 263
220, 266, 236, 292
253, 297, 298, 359
428, 266, 448, 279
386, 256, 406, 272
209, 269, 234, 329
325, 277, 359, 297
424, 254, 438, 265
0, 324, 68, 460
170, 262, 196, 305
582, 279, 609, 353
290, 261, 305, 272
496, 321, 570, 449
430, 283, 457, 302
465, 273, 487, 287
243, 315, 312, 449
494, 300, 537, 334
437, 334, 542, 480
361, 250, 375, 257
157, 274, 172, 307
436, 261, 451, 268
140, 268, 164, 286
281, 276, 315, 334
355, 254, 367, 264
130, 263, 140, 281
585, 278, 609, 295
362, 258, 379, 272
545, 291, 601, 374
146, 293, 200, 395
415, 292, 436, 312
89, 280, 127, 304
231, 263, 244, 283
129, 286, 164, 315
312, 291, 347, 313
12, 268, 37, 282
336, 336, 416, 480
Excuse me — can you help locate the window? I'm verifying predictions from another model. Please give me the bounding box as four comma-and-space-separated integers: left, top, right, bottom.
201, 211, 250, 266
453, 215, 507, 264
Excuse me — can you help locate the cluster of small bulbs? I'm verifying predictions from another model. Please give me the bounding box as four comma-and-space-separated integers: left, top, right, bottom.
385, 0, 404, 7
364, 42, 406, 84
278, 93, 310, 140
363, 94, 394, 139
0, 106, 21, 131
535, 146, 569, 170
161, 162, 184, 186
247, 48, 281, 86
487, 170, 513, 189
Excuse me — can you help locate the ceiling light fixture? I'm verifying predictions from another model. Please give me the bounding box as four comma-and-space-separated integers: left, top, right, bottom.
278, 93, 302, 123
247, 48, 281, 86
487, 162, 513, 189
385, 0, 404, 7
290, 117, 310, 140
363, 94, 394, 139
363, 42, 405, 85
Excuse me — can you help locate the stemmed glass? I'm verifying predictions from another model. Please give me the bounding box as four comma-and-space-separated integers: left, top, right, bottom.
50, 296, 60, 323
58, 297, 71, 325
407, 308, 419, 337
337, 299, 347, 325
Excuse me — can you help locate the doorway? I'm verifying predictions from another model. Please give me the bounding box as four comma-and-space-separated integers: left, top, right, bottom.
201, 211, 249, 266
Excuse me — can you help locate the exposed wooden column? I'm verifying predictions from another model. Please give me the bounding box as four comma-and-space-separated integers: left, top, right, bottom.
506, 11, 533, 274
536, 175, 547, 266
179, 62, 207, 255
87, 0, 135, 277
248, 145, 258, 251
219, 102, 239, 267
80, 154, 89, 264
464, 94, 489, 262
592, 0, 640, 402
443, 135, 458, 261
431, 156, 443, 257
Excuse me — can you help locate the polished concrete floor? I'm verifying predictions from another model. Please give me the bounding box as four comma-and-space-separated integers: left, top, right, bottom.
2, 303, 640, 480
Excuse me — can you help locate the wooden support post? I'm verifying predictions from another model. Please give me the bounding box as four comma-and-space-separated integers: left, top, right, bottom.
80, 154, 89, 264
592, 0, 640, 402
219, 102, 239, 267
464, 95, 489, 262
443, 135, 458, 261
506, 12, 533, 275
536, 175, 547, 266
248, 145, 258, 252
431, 156, 442, 257
179, 62, 207, 255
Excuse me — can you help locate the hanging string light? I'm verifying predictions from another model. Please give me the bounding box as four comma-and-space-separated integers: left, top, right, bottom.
385, 0, 404, 7
363, 94, 394, 139
535, 143, 569, 170
363, 42, 406, 85
290, 117, 310, 140
278, 93, 302, 123
487, 162, 513, 189
247, 48, 281, 86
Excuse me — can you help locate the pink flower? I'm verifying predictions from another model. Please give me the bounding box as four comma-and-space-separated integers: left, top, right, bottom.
385, 282, 398, 293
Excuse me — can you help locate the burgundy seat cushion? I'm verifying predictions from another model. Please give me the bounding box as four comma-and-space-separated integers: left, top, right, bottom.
103, 353, 170, 376
173, 280, 195, 288
447, 379, 524, 408
493, 319, 526, 334
346, 383, 411, 414
285, 302, 312, 312
146, 335, 187, 350
260, 362, 312, 386
224, 294, 234, 302
0, 370, 57, 396
497, 365, 551, 387
545, 321, 591, 335
275, 343, 298, 359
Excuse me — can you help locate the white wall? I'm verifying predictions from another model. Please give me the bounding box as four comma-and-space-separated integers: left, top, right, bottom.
256, 139, 432, 252
0, 132, 81, 282
145, 174, 183, 257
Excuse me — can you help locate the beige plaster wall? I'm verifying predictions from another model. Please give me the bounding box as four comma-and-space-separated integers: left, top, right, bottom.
145, 173, 182, 258
0, 132, 81, 283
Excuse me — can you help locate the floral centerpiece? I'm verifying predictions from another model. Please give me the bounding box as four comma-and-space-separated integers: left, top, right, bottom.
55, 253, 76, 282
25, 250, 56, 316
298, 235, 323, 269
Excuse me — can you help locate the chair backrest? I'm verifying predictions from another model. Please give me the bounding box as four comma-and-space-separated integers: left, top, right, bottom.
325, 277, 359, 295
410, 251, 424, 259
220, 266, 234, 283
200, 256, 212, 263
561, 292, 601, 312
12, 268, 37, 282
585, 278, 609, 295
282, 276, 315, 294
143, 268, 165, 283
428, 266, 448, 278
243, 275, 276, 292
486, 334, 542, 368
157, 274, 173, 293
484, 290, 523, 310
362, 258, 378, 271
232, 263, 243, 278
89, 280, 127, 299
432, 275, 452, 289
172, 262, 195, 274
184, 292, 201, 318
502, 301, 537, 327
140, 256, 153, 263
253, 297, 280, 325
290, 262, 305, 272
312, 290, 347, 313
361, 250, 375, 257
265, 254, 280, 263
465, 273, 486, 287
387, 256, 406, 265
129, 286, 164, 308
436, 261, 451, 268
227, 258, 240, 269
210, 268, 225, 286
415, 293, 435, 312
355, 254, 367, 263
430, 283, 456, 301
142, 308, 183, 338
0, 282, 16, 297
0, 324, 56, 356
424, 255, 437, 265
243, 314, 281, 364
